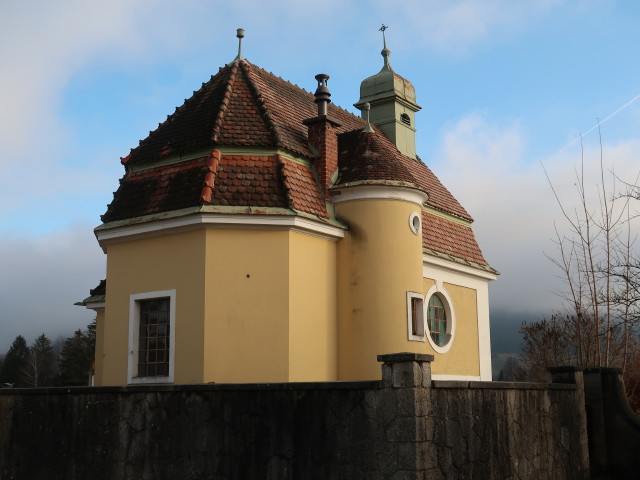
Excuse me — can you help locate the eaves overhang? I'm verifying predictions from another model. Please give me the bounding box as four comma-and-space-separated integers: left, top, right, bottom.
75, 295, 106, 311
95, 206, 347, 252
423, 250, 499, 280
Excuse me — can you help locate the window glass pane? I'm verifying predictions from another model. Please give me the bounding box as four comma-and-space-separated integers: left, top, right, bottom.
427, 294, 448, 347
137, 297, 171, 378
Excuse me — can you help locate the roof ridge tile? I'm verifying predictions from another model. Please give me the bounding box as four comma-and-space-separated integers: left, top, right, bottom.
240, 61, 284, 148
211, 62, 239, 143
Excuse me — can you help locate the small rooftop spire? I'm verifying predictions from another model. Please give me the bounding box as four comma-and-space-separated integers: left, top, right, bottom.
232, 28, 245, 62
362, 103, 374, 133
379, 24, 392, 72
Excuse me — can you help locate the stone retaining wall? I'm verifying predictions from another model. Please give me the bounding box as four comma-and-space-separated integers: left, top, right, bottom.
0, 354, 614, 479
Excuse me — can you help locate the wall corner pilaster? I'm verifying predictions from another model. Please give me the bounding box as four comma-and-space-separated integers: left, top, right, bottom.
377, 353, 435, 478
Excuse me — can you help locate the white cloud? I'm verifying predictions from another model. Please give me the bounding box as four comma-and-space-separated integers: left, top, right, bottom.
0, 0, 219, 231
0, 224, 104, 352
372, 0, 564, 54
432, 112, 640, 314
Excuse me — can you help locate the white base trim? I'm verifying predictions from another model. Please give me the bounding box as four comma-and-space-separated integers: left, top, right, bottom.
432, 374, 482, 381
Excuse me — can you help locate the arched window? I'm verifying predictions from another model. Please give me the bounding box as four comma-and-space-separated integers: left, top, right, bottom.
400, 113, 411, 126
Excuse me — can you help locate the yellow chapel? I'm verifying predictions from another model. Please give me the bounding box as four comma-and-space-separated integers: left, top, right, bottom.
79, 31, 498, 386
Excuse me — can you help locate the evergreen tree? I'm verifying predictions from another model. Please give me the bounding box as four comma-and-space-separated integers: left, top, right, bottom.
22, 333, 55, 387
0, 335, 29, 386
58, 320, 96, 386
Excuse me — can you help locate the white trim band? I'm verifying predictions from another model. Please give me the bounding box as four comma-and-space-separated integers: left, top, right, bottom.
432, 374, 482, 381
97, 214, 345, 248
331, 185, 428, 206
83, 302, 105, 311
423, 254, 498, 281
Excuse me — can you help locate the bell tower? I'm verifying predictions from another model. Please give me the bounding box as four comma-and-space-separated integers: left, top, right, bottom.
354, 25, 421, 159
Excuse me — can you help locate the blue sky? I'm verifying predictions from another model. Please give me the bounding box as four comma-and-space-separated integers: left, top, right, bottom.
1, 0, 639, 354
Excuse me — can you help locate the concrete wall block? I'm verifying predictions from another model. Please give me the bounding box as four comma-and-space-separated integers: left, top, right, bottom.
420, 362, 432, 387
414, 388, 430, 417
373, 441, 399, 476
387, 416, 420, 443
397, 389, 417, 417
399, 441, 437, 471
390, 469, 422, 480
377, 389, 399, 427
381, 363, 393, 388
392, 362, 422, 388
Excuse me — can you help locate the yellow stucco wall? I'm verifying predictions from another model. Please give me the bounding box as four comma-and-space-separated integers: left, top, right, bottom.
202, 229, 290, 383
422, 278, 480, 376
101, 229, 206, 386
97, 209, 482, 385
99, 225, 339, 386
336, 198, 425, 380
288, 232, 337, 381
93, 309, 105, 385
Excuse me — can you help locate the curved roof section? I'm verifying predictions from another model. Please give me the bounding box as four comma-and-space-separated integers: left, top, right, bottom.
336, 129, 472, 221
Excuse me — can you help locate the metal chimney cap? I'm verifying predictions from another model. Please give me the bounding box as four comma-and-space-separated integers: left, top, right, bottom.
313, 74, 331, 117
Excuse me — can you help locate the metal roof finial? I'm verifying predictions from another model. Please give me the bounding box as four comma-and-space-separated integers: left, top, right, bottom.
379, 24, 392, 71
362, 102, 374, 133
233, 28, 245, 62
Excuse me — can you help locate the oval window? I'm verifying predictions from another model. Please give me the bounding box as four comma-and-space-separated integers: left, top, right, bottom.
427, 294, 449, 347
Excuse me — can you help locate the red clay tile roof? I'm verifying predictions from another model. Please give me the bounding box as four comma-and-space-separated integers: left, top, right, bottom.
279, 155, 328, 218
124, 60, 366, 167
210, 154, 288, 208
422, 211, 488, 266
336, 130, 472, 221
103, 157, 209, 222
102, 58, 490, 267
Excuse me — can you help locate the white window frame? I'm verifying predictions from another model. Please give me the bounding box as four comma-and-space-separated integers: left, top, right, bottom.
406, 291, 426, 342
425, 282, 456, 354
408, 211, 421, 235
128, 289, 176, 384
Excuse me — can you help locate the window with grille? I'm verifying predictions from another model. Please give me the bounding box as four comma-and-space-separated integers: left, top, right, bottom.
427, 294, 447, 347
138, 298, 170, 377
128, 289, 175, 384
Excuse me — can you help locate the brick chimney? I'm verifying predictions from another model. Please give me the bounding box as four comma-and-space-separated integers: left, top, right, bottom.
303, 74, 341, 200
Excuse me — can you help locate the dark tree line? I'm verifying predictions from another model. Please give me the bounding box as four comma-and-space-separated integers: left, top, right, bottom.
0, 320, 95, 387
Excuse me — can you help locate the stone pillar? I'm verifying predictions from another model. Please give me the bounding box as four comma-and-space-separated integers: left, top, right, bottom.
548, 366, 592, 477
376, 353, 434, 479
582, 367, 640, 479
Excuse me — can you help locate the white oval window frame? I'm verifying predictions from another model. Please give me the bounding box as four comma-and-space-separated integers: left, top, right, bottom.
408, 211, 421, 235
424, 282, 456, 354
